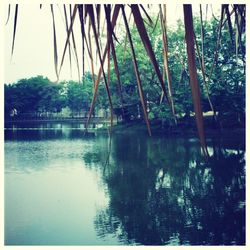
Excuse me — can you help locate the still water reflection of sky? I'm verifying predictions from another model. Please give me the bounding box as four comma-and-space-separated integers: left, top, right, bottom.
4, 125, 245, 245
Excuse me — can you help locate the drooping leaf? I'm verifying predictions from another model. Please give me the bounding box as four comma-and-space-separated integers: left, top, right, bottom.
50, 5, 59, 80
207, 5, 225, 84
78, 4, 85, 78
151, 11, 159, 34
5, 4, 11, 25
85, 5, 121, 129
105, 5, 119, 44
183, 4, 209, 157
122, 5, 152, 136
199, 4, 205, 70
86, 4, 114, 130
221, 6, 234, 27
194, 33, 217, 124
104, 4, 125, 116
107, 43, 111, 86
210, 4, 219, 22
87, 19, 96, 84
233, 5, 246, 60
69, 5, 81, 83
96, 4, 101, 38
122, 9, 132, 61
58, 5, 78, 80
224, 4, 234, 46
63, 4, 72, 77
130, 5, 174, 117
159, 4, 176, 123
11, 4, 18, 58
82, 19, 92, 59
139, 4, 154, 26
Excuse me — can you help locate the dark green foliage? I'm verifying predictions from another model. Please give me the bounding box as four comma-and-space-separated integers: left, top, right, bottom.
4, 76, 62, 117
4, 13, 245, 128
4, 75, 90, 118
107, 14, 245, 127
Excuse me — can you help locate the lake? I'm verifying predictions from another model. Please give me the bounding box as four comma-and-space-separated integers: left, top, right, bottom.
4, 122, 245, 245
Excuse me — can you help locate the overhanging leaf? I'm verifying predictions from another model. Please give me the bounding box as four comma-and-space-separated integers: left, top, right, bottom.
78, 4, 86, 78
122, 10, 132, 61
63, 4, 72, 77
87, 19, 96, 84
183, 4, 209, 157
86, 4, 114, 130
11, 4, 18, 58
207, 5, 225, 84
96, 4, 101, 38
151, 11, 159, 34
159, 4, 176, 123
131, 5, 174, 118
58, 5, 77, 75
50, 5, 59, 80
194, 33, 218, 124
69, 5, 81, 82
104, 4, 125, 117
199, 4, 205, 70
224, 4, 234, 46
85, 5, 121, 129
122, 5, 152, 136
139, 4, 154, 26
5, 4, 11, 25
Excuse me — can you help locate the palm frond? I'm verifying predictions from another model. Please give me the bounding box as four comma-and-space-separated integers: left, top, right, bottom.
86, 4, 114, 130
183, 4, 209, 158
233, 5, 245, 60
78, 4, 86, 78
96, 4, 101, 39
122, 5, 152, 136
5, 4, 11, 25
139, 4, 154, 26
50, 5, 59, 80
131, 5, 176, 120
69, 5, 81, 83
194, 33, 217, 124
11, 4, 18, 58
159, 4, 176, 123
199, 5, 205, 70
63, 5, 72, 77
122, 9, 132, 61
224, 4, 234, 46
87, 20, 95, 84
151, 12, 160, 34
58, 5, 78, 80
104, 4, 125, 117
207, 6, 225, 85
85, 5, 121, 130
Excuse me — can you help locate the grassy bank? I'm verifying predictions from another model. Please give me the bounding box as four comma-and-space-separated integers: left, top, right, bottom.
108, 119, 245, 139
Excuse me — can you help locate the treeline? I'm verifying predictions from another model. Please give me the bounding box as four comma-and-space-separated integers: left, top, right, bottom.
5, 16, 245, 127
4, 73, 108, 119
107, 16, 245, 127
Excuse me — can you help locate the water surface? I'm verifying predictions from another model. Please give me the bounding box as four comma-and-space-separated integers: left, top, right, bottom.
4, 123, 245, 245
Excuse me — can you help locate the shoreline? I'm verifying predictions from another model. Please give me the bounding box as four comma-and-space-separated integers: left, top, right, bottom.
4, 119, 245, 138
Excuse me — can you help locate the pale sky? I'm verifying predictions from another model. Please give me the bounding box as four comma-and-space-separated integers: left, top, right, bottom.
3, 4, 219, 84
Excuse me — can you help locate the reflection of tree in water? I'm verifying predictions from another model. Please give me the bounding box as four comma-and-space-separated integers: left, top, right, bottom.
83, 134, 245, 245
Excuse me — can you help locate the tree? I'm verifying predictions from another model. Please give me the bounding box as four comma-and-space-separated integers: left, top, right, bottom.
6, 4, 246, 151
66, 74, 93, 116
4, 76, 67, 118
